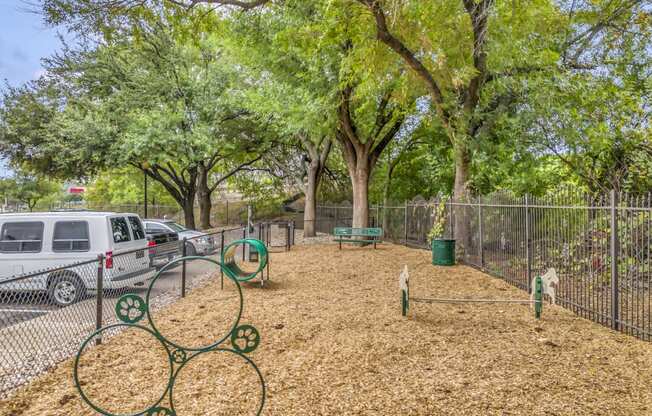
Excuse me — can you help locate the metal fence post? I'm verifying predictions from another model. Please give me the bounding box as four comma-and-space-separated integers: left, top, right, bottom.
220, 230, 225, 290
404, 201, 408, 244
334, 206, 339, 229
286, 222, 291, 251
449, 197, 454, 239
478, 196, 484, 269
181, 238, 187, 298
376, 205, 380, 230
95, 254, 104, 346
610, 190, 620, 330
525, 195, 532, 293
242, 228, 249, 261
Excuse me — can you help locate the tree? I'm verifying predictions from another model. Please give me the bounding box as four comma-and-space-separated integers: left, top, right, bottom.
0, 174, 61, 211
85, 167, 178, 206
522, 75, 652, 195
261, 134, 332, 236
220, 5, 338, 236
224, 2, 419, 229
2, 12, 271, 229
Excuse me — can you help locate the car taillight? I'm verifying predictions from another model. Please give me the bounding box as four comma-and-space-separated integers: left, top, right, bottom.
148, 240, 157, 255
105, 251, 113, 269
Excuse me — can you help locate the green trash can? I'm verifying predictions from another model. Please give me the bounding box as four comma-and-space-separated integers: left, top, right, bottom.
432, 239, 455, 266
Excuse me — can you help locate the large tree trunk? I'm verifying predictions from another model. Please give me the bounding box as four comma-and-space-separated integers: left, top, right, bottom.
303, 164, 320, 237
335, 84, 404, 232
182, 197, 196, 230
452, 145, 471, 253
350, 164, 370, 229
197, 167, 212, 230
142, 165, 198, 230
298, 136, 332, 238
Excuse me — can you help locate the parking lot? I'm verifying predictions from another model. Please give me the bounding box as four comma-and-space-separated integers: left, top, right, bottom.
0, 223, 293, 397
0, 253, 225, 395
0, 253, 220, 330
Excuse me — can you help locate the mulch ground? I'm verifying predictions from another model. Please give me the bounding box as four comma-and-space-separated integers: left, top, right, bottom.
1, 243, 651, 415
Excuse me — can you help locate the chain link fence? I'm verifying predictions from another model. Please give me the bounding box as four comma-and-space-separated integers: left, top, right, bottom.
312, 190, 651, 342
0, 222, 294, 398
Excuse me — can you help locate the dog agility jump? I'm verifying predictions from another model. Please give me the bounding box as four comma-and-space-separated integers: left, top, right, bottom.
399, 266, 559, 319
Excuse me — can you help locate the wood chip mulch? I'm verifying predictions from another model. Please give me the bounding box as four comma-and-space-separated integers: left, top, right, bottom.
1, 243, 651, 415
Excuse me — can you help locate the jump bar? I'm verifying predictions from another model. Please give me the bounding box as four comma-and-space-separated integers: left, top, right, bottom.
410, 297, 536, 304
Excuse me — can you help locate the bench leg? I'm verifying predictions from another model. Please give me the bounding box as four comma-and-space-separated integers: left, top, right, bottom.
339, 239, 342, 250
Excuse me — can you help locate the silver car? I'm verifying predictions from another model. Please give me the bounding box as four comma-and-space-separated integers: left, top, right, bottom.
143, 220, 216, 256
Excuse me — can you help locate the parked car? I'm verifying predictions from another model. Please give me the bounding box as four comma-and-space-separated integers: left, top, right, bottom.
0, 212, 155, 307
143, 219, 216, 256
145, 228, 180, 270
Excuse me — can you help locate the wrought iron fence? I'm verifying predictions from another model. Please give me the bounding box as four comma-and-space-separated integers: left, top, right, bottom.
0, 222, 294, 398
314, 190, 651, 342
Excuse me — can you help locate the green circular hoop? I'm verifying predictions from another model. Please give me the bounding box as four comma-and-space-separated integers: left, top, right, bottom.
221, 239, 268, 282
74, 255, 266, 416
146, 256, 244, 352
168, 347, 266, 416
73, 323, 173, 416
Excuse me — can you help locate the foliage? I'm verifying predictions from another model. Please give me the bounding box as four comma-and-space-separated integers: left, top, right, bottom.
427, 200, 447, 242
0, 0, 648, 219
0, 174, 62, 211
84, 168, 176, 206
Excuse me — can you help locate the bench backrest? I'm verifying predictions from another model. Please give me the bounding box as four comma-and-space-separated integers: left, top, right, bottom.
333, 227, 383, 237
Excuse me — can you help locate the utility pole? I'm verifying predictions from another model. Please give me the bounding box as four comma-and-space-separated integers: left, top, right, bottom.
144, 172, 148, 218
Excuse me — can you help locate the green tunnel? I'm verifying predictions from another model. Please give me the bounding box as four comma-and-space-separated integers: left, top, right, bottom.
221, 238, 269, 282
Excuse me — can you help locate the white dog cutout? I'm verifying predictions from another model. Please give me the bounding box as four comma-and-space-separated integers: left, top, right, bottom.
531, 268, 558, 305
399, 265, 409, 300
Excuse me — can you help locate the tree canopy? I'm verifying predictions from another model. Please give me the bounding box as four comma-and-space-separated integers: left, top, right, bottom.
0, 0, 648, 231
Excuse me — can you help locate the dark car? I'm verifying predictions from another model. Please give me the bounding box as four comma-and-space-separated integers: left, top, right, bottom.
145, 229, 180, 270
143, 219, 216, 256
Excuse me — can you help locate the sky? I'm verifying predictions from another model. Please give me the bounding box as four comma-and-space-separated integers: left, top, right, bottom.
0, 0, 67, 177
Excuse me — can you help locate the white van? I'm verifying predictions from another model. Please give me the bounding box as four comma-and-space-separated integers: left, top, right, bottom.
0, 212, 155, 306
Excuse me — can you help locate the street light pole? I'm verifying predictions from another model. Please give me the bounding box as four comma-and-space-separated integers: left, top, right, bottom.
144, 171, 148, 219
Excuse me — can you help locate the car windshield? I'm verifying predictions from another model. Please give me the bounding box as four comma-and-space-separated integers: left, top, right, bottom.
165, 222, 187, 232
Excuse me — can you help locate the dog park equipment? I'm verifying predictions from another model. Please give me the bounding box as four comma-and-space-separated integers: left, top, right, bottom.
73, 256, 266, 416
399, 265, 559, 319
333, 227, 383, 249
221, 238, 269, 287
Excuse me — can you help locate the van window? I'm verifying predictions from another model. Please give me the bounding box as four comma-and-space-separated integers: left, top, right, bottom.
53, 221, 90, 252
111, 217, 131, 243
128, 216, 146, 240
0, 222, 44, 253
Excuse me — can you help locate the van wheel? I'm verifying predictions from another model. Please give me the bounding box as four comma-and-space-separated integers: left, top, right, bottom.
48, 274, 84, 307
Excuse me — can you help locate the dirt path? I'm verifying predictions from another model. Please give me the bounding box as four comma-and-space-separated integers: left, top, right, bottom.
1, 243, 651, 415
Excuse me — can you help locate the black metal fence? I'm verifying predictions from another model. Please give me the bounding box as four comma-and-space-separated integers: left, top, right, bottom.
313, 190, 651, 342
0, 222, 294, 398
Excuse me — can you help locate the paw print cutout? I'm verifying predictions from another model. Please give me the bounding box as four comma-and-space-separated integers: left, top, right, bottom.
171, 349, 187, 364
74, 254, 267, 416
148, 407, 174, 416
231, 324, 260, 354
115, 294, 147, 324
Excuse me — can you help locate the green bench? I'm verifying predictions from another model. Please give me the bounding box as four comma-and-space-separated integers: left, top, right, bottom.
333, 227, 383, 249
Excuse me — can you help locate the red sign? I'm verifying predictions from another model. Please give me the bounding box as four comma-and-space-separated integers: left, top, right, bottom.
68, 187, 85, 194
